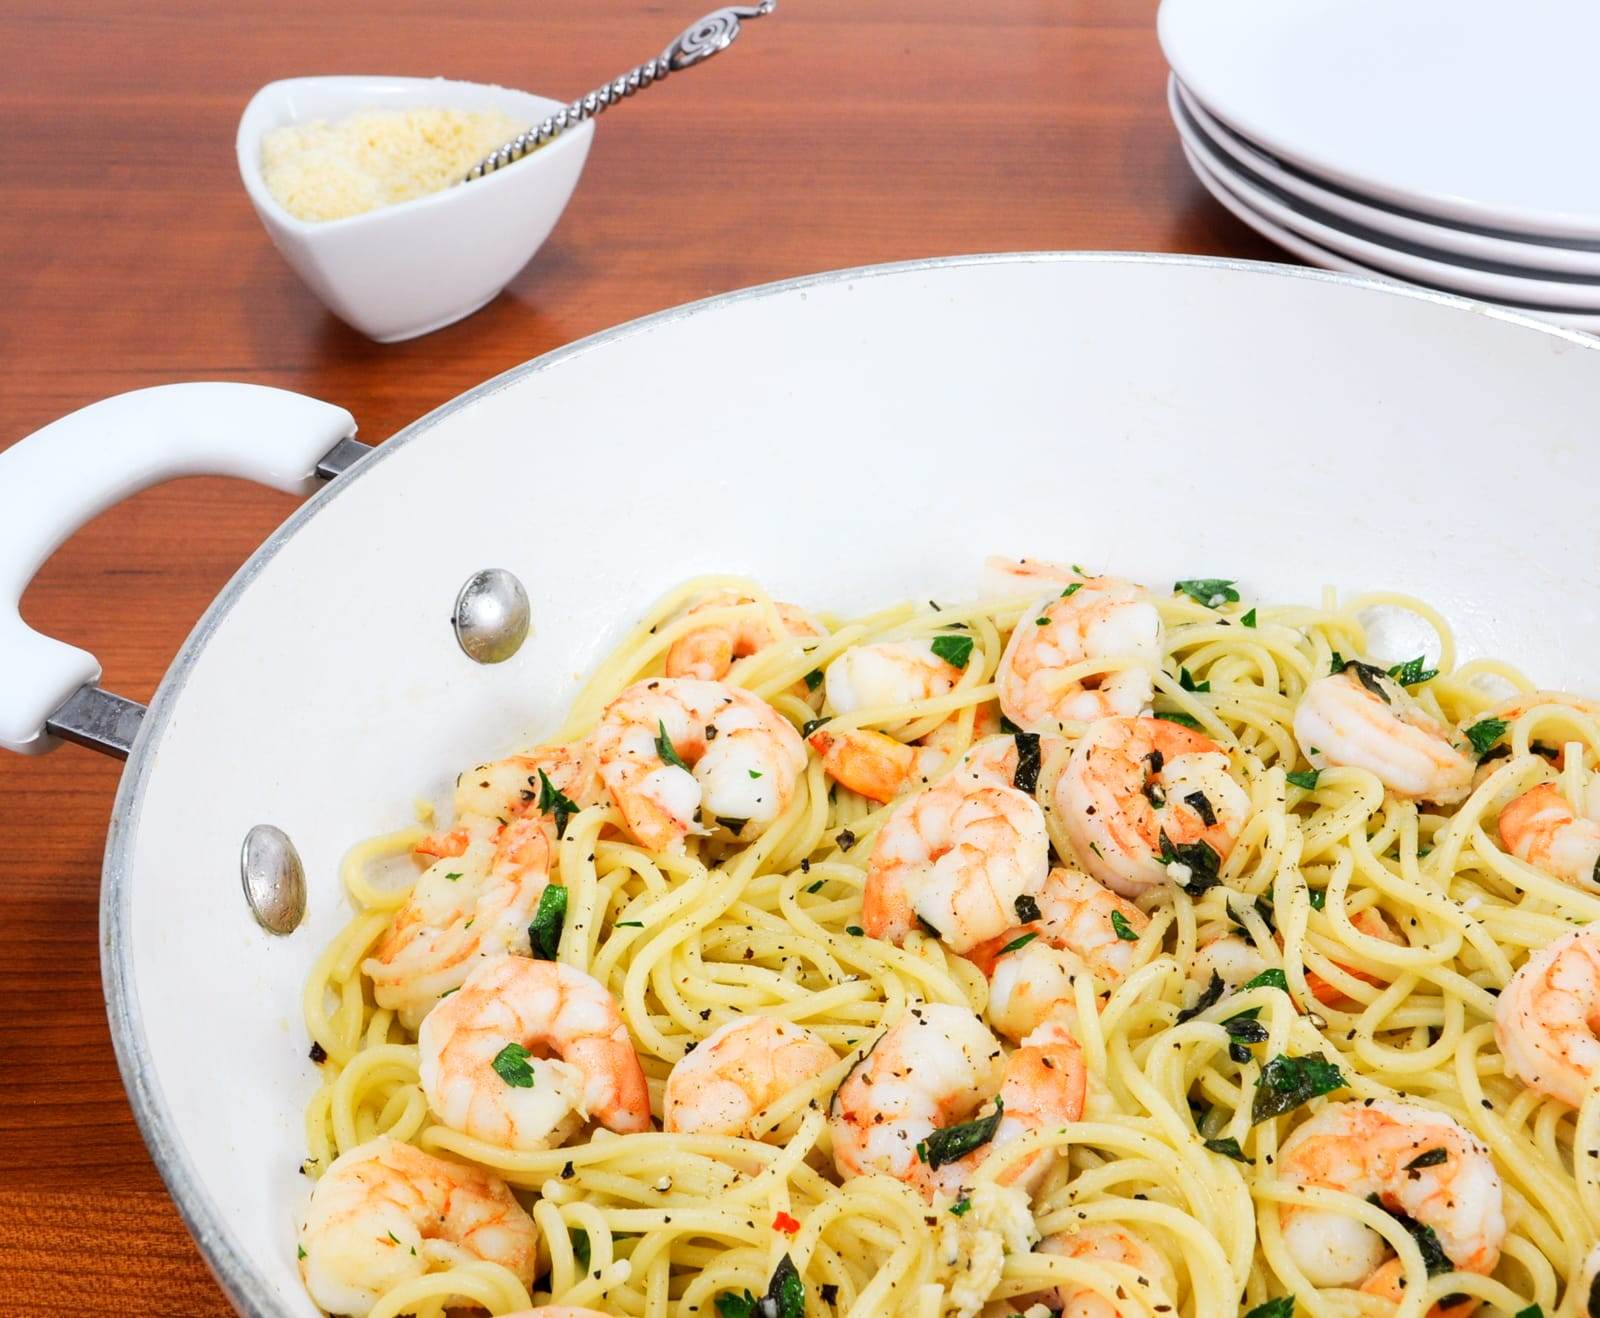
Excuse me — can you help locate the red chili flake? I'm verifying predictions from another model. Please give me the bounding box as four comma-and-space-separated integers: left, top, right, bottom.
772, 1210, 801, 1235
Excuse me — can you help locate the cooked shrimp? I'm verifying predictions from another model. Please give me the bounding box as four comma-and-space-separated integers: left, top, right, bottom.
1356, 1258, 1478, 1318
417, 742, 603, 859
663, 1016, 837, 1138
1277, 1100, 1505, 1289
810, 707, 1009, 803
1304, 907, 1404, 1007
1038, 1224, 1178, 1318
297, 1135, 536, 1318
1497, 783, 1600, 892
664, 590, 820, 682
995, 572, 1161, 734
974, 868, 1148, 1039
592, 677, 806, 851
1055, 715, 1249, 898
1493, 925, 1600, 1108
365, 818, 554, 1027
1187, 910, 1401, 1015
864, 772, 1049, 953
419, 956, 650, 1151
829, 1004, 1084, 1201
1573, 1243, 1600, 1318
823, 638, 963, 719
1293, 668, 1474, 804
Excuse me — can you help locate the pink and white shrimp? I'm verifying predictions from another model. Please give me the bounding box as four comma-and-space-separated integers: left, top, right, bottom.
1493, 925, 1600, 1109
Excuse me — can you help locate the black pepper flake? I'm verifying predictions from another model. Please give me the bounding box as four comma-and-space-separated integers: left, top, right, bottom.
561, 1161, 575, 1179
308, 1040, 327, 1064
836, 829, 858, 851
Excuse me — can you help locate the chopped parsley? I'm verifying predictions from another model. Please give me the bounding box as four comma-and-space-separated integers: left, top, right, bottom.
1239, 968, 1289, 993
1513, 1307, 1543, 1318
571, 1227, 591, 1271
443, 871, 462, 881
1465, 717, 1508, 757
916, 1098, 1004, 1169
1243, 1300, 1294, 1318
297, 1244, 306, 1260
1157, 829, 1222, 896
1110, 910, 1141, 942
716, 816, 749, 834
1308, 888, 1326, 911
1387, 656, 1439, 686
655, 720, 689, 770
930, 634, 975, 669
845, 925, 864, 936
1175, 579, 1240, 608
615, 920, 644, 928
804, 668, 824, 691
1185, 790, 1217, 826
1404, 1147, 1450, 1170
491, 1041, 535, 1088
1012, 731, 1042, 793
997, 931, 1039, 956
1177, 971, 1225, 1024
1240, 608, 1257, 628
1285, 768, 1321, 790
1332, 655, 1393, 704
806, 879, 825, 894
1365, 1195, 1453, 1275
1035, 616, 1050, 626
536, 769, 582, 839
1223, 1015, 1270, 1045
528, 883, 568, 959
1014, 894, 1042, 923
1153, 709, 1204, 730
949, 1194, 973, 1216
1060, 582, 1083, 598
715, 1253, 804, 1318
1178, 666, 1211, 693
1251, 1053, 1347, 1123
1203, 1135, 1252, 1163
748, 769, 763, 779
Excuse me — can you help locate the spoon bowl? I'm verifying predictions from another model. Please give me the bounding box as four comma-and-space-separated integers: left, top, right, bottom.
236, 75, 594, 342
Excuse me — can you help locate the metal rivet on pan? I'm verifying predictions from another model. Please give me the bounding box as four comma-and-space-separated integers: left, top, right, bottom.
453, 568, 530, 664
241, 824, 307, 935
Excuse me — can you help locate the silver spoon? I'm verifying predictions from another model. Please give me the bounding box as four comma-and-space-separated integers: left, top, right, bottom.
463, 1, 776, 183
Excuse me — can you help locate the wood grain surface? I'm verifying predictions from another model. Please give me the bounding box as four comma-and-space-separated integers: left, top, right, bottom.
0, 1, 1277, 1310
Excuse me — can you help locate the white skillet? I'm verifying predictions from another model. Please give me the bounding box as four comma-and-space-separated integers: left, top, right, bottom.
2, 255, 1599, 1313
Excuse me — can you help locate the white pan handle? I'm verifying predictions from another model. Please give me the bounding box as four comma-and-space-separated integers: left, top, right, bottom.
0, 382, 365, 757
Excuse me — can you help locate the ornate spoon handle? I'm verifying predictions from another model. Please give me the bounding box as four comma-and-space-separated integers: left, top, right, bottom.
463, 1, 776, 183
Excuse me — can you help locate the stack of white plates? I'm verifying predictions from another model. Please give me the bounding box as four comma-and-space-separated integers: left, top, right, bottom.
1158, 0, 1600, 331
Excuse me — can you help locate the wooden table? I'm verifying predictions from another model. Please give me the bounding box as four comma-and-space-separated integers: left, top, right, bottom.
0, 0, 1277, 1309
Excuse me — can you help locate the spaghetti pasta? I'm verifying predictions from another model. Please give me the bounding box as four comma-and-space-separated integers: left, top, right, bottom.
298, 568, 1600, 1318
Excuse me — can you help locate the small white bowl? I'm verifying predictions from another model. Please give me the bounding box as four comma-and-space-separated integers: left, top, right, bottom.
237, 76, 594, 342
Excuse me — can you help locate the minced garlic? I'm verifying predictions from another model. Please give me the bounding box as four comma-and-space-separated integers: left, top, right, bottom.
260, 106, 522, 223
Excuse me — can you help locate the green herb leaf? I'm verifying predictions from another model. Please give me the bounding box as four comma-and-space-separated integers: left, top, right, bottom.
1035, 616, 1050, 626
615, 920, 644, 928
1157, 829, 1222, 897
845, 925, 864, 936
1465, 717, 1508, 757
528, 883, 568, 960
491, 1041, 535, 1088
1179, 666, 1211, 693
804, 668, 824, 691
766, 1253, 805, 1318
536, 769, 582, 839
716, 816, 749, 834
800, 716, 831, 738
930, 634, 975, 669
1223, 1015, 1270, 1044
1014, 893, 1041, 923
1308, 888, 1326, 911
949, 1194, 973, 1216
997, 931, 1039, 956
1241, 608, 1257, 628
571, 1227, 591, 1272
297, 1244, 306, 1260
1239, 968, 1289, 993
1175, 579, 1240, 608
1251, 1053, 1347, 1124
1177, 972, 1225, 1023
1365, 1195, 1453, 1275
806, 879, 825, 894
715, 1291, 758, 1318
1286, 768, 1321, 790
1203, 1135, 1253, 1163
748, 769, 763, 779
1060, 582, 1083, 598
1153, 710, 1204, 730
1110, 910, 1140, 942
1012, 731, 1042, 794
1387, 656, 1439, 686
1333, 657, 1393, 704
1513, 1306, 1544, 1318
1404, 1147, 1450, 1170
1185, 790, 1217, 826
655, 720, 689, 770
915, 914, 943, 938
443, 871, 462, 881
1243, 1300, 1294, 1318
916, 1098, 1004, 1169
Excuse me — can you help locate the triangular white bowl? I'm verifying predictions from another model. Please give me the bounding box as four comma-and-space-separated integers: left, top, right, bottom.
237, 76, 594, 342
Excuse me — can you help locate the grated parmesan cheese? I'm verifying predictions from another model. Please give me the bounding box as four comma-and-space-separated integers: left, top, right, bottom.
260, 106, 522, 223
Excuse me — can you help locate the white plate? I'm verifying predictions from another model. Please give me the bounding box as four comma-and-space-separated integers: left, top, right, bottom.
1174, 80, 1600, 280
1159, 0, 1600, 242
1171, 86, 1600, 320
1176, 137, 1600, 334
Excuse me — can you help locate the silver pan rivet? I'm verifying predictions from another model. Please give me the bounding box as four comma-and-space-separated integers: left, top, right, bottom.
241, 824, 306, 935
453, 568, 530, 664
